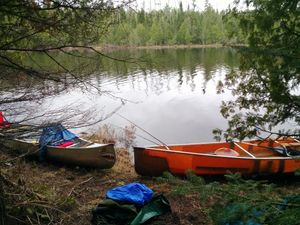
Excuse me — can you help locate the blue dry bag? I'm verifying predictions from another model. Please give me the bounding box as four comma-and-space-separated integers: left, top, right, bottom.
38, 124, 77, 161
106, 183, 153, 205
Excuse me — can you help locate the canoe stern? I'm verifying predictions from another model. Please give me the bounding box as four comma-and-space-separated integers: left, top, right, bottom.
134, 147, 169, 176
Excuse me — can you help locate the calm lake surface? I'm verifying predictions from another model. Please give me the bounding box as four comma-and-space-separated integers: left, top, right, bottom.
8, 48, 241, 146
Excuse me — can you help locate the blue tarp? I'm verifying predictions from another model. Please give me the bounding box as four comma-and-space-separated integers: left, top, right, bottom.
38, 124, 77, 161
106, 183, 154, 206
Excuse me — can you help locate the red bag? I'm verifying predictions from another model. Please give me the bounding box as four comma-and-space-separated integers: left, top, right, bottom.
0, 112, 11, 128
58, 141, 74, 148
0, 112, 4, 125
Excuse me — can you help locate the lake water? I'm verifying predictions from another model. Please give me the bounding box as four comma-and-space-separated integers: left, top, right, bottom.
4, 48, 241, 146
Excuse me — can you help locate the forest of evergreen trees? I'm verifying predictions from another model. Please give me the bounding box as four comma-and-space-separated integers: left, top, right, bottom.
100, 2, 245, 46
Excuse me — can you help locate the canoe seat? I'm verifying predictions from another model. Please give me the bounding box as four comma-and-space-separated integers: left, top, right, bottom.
214, 148, 240, 157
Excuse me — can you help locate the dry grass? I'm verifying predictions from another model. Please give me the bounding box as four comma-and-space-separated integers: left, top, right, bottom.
86, 124, 117, 144
0, 147, 138, 225
86, 124, 136, 148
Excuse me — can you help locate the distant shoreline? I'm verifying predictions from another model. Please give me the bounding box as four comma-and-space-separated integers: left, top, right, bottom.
93, 44, 245, 51
54, 44, 245, 53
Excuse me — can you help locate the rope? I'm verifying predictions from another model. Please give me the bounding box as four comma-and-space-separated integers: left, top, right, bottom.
116, 113, 170, 150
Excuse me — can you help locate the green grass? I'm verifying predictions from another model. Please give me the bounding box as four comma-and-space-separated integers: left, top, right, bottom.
156, 171, 300, 225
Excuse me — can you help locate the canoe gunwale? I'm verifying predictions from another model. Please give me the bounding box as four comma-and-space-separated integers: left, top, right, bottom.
11, 137, 114, 151
135, 147, 300, 161
48, 143, 114, 151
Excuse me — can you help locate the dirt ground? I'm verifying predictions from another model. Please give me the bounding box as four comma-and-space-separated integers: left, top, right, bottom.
0, 148, 211, 225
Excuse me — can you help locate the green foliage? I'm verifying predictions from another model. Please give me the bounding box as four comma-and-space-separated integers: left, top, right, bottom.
0, 0, 129, 110
158, 171, 300, 225
100, 7, 245, 46
216, 0, 300, 139
0, 0, 115, 51
156, 171, 183, 185
0, 0, 129, 79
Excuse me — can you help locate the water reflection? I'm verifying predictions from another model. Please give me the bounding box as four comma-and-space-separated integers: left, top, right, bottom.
95, 66, 234, 145
1, 48, 240, 145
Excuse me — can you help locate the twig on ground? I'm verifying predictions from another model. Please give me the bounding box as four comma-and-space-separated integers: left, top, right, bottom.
67, 177, 94, 198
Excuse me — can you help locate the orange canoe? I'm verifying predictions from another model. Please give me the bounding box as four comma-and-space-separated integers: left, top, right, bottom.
134, 138, 300, 176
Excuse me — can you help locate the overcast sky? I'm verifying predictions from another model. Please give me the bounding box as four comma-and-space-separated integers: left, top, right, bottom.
132, 0, 236, 11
